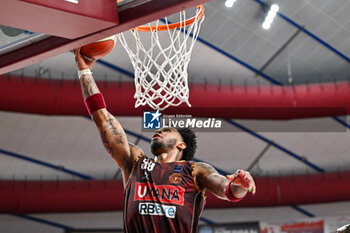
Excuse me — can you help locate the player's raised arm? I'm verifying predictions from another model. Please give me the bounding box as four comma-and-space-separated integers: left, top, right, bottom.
193, 162, 256, 201
74, 48, 141, 184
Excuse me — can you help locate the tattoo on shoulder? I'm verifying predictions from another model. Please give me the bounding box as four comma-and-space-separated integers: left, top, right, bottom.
197, 162, 218, 174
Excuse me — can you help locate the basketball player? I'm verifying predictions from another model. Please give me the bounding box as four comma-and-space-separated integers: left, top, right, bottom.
74, 48, 256, 233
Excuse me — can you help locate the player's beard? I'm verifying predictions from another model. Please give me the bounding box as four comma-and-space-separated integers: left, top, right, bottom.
151, 138, 176, 155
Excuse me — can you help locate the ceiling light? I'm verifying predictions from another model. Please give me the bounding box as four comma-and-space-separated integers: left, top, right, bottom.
270, 4, 279, 12
225, 0, 236, 8
262, 21, 271, 30
265, 15, 273, 24
267, 10, 277, 18
262, 3, 279, 30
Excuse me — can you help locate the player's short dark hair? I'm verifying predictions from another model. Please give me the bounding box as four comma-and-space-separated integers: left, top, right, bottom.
176, 127, 197, 161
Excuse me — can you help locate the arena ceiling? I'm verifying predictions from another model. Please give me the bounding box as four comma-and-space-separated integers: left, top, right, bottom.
0, 0, 349, 231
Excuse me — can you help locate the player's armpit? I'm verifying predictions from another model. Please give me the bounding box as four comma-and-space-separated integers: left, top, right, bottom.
193, 162, 229, 200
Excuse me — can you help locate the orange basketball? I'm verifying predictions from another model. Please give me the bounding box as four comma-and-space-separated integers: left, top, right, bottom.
80, 35, 116, 59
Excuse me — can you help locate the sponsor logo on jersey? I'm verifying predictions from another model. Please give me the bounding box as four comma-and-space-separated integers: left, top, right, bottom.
139, 202, 176, 218
173, 164, 183, 173
135, 182, 185, 206
169, 173, 182, 184
169, 164, 183, 184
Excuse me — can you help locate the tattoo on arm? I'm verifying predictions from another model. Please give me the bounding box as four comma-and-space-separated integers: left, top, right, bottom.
197, 162, 218, 174
100, 130, 113, 154
80, 74, 100, 99
196, 162, 229, 199
104, 118, 125, 144
215, 174, 229, 195
99, 113, 126, 156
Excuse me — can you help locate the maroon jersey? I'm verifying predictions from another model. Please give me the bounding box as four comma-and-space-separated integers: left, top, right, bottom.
124, 155, 205, 233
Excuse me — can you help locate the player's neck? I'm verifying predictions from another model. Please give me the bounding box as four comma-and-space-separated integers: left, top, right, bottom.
155, 150, 182, 163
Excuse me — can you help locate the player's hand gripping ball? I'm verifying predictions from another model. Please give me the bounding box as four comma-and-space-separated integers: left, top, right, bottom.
74, 48, 97, 71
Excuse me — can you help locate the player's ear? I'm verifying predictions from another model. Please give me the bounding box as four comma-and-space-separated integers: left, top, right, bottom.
177, 141, 186, 150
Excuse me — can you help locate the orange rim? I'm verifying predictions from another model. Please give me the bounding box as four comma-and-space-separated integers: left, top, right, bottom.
134, 5, 204, 32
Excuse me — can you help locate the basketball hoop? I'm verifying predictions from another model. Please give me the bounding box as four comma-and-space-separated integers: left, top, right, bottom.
118, 5, 205, 110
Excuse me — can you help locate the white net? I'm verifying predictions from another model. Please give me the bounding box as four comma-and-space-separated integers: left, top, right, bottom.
118, 6, 205, 110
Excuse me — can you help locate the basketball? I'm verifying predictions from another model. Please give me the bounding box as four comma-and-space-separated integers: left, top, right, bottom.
80, 35, 116, 59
